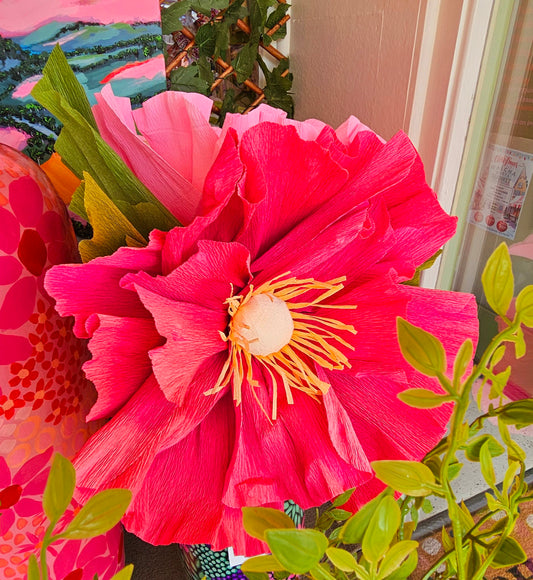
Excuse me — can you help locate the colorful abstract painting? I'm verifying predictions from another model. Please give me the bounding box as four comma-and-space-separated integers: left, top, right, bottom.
0, 0, 166, 162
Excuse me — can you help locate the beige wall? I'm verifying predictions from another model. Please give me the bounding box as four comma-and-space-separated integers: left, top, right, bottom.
290, 0, 426, 140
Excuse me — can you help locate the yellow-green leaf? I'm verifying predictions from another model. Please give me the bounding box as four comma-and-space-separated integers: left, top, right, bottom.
397, 318, 446, 377
242, 507, 295, 542
109, 565, 134, 580
241, 554, 286, 573
465, 434, 505, 462
381, 550, 418, 580
480, 441, 496, 488
397, 388, 453, 409
491, 537, 527, 568
326, 547, 358, 572
340, 492, 387, 544
61, 488, 131, 539
362, 496, 400, 563
496, 400, 533, 427
516, 285, 533, 327
481, 243, 514, 316
27, 554, 40, 580
371, 461, 437, 497
453, 338, 473, 389
43, 453, 76, 526
309, 563, 336, 580
265, 529, 327, 575
332, 487, 355, 507
377, 540, 418, 579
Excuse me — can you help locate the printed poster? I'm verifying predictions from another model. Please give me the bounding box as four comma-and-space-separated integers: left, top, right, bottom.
468, 144, 533, 240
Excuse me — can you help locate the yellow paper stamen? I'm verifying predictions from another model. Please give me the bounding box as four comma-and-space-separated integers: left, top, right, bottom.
206, 273, 357, 419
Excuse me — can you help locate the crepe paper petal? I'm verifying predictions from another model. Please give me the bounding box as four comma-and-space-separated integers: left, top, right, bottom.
93, 85, 203, 226
40, 153, 82, 206
78, 172, 147, 262
236, 123, 349, 259
133, 91, 220, 192
44, 234, 165, 338
83, 315, 163, 421
336, 115, 386, 146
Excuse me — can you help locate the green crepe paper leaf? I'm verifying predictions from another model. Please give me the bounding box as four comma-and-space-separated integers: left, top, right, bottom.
464, 434, 505, 462
43, 453, 76, 526
309, 564, 336, 580
453, 338, 473, 388
371, 460, 437, 497
241, 555, 286, 573
35, 44, 96, 130
79, 173, 147, 262
340, 492, 387, 544
382, 550, 418, 580
397, 388, 453, 408
516, 285, 533, 327
332, 487, 355, 507
396, 318, 446, 378
403, 250, 442, 287
61, 489, 131, 540
481, 242, 514, 317
480, 441, 496, 489
161, 0, 192, 34
362, 495, 400, 563
491, 537, 527, 568
170, 65, 210, 95
496, 400, 533, 427
265, 529, 328, 575
377, 540, 418, 579
109, 565, 134, 580
242, 507, 295, 541
27, 554, 40, 580
233, 41, 259, 84
325, 547, 358, 572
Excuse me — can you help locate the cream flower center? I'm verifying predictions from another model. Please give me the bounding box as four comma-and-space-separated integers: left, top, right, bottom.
207, 273, 357, 420
231, 294, 294, 356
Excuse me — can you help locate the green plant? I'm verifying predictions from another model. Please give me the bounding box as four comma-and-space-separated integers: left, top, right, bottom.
241, 243, 533, 580
27, 453, 133, 580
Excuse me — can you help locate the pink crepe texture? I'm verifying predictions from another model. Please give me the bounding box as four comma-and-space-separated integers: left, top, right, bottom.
45, 88, 479, 556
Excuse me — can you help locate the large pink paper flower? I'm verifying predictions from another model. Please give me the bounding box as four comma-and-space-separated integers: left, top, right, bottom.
45, 88, 478, 555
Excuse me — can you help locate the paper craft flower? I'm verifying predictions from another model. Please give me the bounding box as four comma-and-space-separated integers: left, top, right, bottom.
45, 89, 478, 555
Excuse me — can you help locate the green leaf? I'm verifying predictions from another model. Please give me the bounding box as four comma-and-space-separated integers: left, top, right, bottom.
43, 453, 76, 526
457, 502, 475, 535
466, 543, 482, 579
326, 547, 358, 572
371, 460, 437, 497
61, 489, 131, 539
498, 418, 526, 462
233, 41, 259, 84
513, 327, 526, 359
213, 20, 231, 60
27, 554, 40, 580
241, 554, 286, 573
485, 493, 501, 513
169, 65, 210, 95
421, 498, 433, 514
448, 460, 463, 481
488, 367, 512, 399
310, 563, 336, 580
340, 492, 387, 544
481, 242, 514, 316
192, 0, 230, 15
464, 434, 505, 462
378, 540, 418, 579
502, 461, 520, 497
242, 507, 295, 541
265, 529, 328, 575
403, 250, 442, 287
496, 400, 533, 427
362, 495, 400, 563
332, 487, 355, 507
266, 3, 290, 29
261, 58, 293, 115
397, 388, 453, 408
491, 345, 507, 367
382, 550, 418, 580
480, 441, 496, 488
330, 509, 352, 521
109, 565, 134, 580
516, 285, 533, 327
491, 537, 527, 568
161, 0, 192, 34
441, 527, 453, 552
195, 23, 217, 58
453, 339, 473, 389
396, 318, 446, 377
315, 512, 334, 531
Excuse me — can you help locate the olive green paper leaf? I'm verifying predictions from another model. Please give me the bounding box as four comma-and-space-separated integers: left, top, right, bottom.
61, 489, 131, 539
265, 529, 328, 575
332, 488, 355, 507
465, 434, 505, 462
43, 453, 76, 526
27, 554, 40, 580
491, 537, 527, 568
242, 506, 295, 541
480, 441, 497, 489
496, 400, 533, 427
481, 242, 514, 317
340, 492, 387, 544
371, 460, 437, 497
362, 495, 400, 563
309, 564, 336, 580
453, 338, 473, 389
516, 285, 533, 327
397, 388, 453, 408
381, 550, 418, 580
109, 565, 134, 580
325, 547, 358, 572
396, 318, 446, 377
377, 540, 418, 579
241, 555, 286, 573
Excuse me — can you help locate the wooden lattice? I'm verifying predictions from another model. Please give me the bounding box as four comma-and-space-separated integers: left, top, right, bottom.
160, 0, 290, 114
